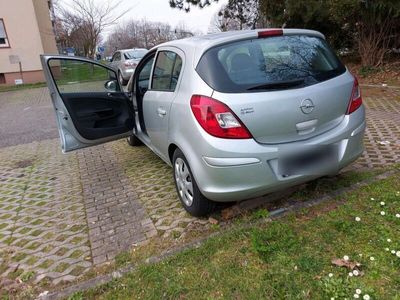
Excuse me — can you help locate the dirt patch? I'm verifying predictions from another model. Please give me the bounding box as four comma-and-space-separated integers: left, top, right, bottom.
0, 277, 28, 297
14, 159, 35, 169
346, 61, 400, 86
362, 87, 399, 98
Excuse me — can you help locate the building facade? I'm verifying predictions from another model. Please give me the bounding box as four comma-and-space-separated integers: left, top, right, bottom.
0, 0, 58, 85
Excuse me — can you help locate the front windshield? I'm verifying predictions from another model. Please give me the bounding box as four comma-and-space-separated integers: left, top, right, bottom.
124, 49, 148, 60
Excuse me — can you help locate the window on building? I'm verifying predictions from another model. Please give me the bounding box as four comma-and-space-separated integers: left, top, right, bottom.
0, 19, 10, 48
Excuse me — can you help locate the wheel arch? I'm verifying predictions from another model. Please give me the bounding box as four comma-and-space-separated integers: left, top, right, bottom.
168, 143, 178, 164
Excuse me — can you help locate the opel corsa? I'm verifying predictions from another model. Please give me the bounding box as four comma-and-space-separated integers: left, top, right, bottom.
41, 29, 366, 216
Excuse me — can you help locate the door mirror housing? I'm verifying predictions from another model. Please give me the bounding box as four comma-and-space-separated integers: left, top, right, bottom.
104, 80, 118, 92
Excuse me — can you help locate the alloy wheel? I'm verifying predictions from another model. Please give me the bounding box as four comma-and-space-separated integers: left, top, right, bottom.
174, 158, 194, 207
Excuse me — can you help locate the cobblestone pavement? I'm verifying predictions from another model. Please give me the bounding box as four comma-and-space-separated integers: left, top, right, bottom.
0, 87, 399, 285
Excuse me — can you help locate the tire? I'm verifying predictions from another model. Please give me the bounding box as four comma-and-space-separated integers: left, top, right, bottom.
127, 135, 143, 146
172, 148, 215, 217
118, 71, 128, 86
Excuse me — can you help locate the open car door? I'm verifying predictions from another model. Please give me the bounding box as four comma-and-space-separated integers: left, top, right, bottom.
41, 55, 134, 152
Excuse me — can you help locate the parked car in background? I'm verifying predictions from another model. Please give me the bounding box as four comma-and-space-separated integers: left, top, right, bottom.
41, 29, 365, 217
109, 48, 148, 85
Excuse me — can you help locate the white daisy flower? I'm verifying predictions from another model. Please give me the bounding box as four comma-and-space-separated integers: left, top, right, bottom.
396, 213, 400, 218
354, 294, 359, 299
391, 250, 396, 254
385, 248, 390, 251
349, 272, 354, 277
387, 238, 392, 242
380, 201, 385, 206
370, 256, 375, 261
370, 197, 375, 200
356, 289, 362, 295
344, 255, 350, 261
358, 253, 363, 257
328, 273, 333, 277
363, 295, 370, 300
396, 251, 400, 258
355, 217, 361, 222
380, 211, 386, 216
353, 270, 360, 276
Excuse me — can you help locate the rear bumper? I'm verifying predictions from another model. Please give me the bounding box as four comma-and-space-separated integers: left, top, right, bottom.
191, 106, 366, 202
121, 68, 135, 80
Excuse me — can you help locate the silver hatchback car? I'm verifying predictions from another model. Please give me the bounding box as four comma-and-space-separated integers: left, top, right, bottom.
41, 29, 365, 216
109, 48, 148, 85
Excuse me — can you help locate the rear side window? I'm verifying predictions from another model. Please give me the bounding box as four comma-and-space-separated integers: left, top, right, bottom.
152, 51, 182, 91
196, 35, 346, 93
112, 52, 121, 62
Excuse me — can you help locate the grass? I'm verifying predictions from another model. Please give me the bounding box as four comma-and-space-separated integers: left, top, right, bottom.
76, 171, 400, 300
0, 59, 112, 94
51, 59, 109, 85
0, 82, 46, 93
291, 169, 381, 201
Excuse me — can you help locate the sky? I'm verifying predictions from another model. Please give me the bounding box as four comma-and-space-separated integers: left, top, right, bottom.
61, 0, 228, 35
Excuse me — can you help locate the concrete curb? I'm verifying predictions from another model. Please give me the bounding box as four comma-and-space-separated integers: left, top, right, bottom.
42, 169, 397, 300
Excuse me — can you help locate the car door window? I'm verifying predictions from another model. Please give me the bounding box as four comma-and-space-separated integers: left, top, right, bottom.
136, 56, 155, 95
151, 51, 182, 91
48, 59, 120, 94
112, 52, 121, 62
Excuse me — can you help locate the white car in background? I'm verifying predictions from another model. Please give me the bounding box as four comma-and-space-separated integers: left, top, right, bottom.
110, 48, 148, 85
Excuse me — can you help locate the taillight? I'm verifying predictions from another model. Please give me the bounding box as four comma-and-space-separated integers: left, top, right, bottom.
347, 77, 362, 114
190, 95, 252, 139
258, 29, 283, 38
124, 61, 137, 67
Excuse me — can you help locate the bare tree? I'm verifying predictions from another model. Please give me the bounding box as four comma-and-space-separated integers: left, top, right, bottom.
356, 5, 398, 67
56, 0, 130, 57
105, 19, 196, 54
209, 0, 260, 33
209, 5, 241, 33
169, 0, 218, 12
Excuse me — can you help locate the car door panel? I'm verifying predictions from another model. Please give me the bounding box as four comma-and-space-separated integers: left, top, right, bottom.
60, 92, 134, 140
41, 55, 134, 152
143, 48, 184, 160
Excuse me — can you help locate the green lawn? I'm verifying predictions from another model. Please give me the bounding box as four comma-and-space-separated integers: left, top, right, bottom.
0, 60, 110, 94
72, 171, 400, 300
0, 82, 46, 93
50, 59, 111, 85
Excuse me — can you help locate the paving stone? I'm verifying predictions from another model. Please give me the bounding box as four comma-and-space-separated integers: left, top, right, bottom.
76, 143, 156, 264
0, 140, 91, 284
0, 87, 399, 285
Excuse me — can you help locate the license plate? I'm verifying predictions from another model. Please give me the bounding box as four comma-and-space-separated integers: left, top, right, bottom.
278, 145, 338, 176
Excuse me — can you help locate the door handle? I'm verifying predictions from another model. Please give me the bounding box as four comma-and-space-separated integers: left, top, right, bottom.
157, 107, 167, 116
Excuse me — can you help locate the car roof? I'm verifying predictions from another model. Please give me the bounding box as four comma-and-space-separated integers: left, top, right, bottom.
119, 48, 148, 52
153, 28, 325, 66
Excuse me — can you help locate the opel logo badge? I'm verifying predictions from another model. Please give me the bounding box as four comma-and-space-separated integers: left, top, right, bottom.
300, 99, 315, 114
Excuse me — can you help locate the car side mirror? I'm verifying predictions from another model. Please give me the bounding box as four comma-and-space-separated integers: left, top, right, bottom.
104, 80, 118, 92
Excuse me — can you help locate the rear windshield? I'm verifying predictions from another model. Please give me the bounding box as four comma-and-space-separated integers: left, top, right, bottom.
124, 49, 148, 60
196, 35, 346, 93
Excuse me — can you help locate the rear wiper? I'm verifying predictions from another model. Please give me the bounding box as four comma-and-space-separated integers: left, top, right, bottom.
247, 78, 305, 91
